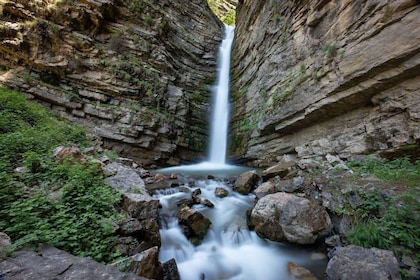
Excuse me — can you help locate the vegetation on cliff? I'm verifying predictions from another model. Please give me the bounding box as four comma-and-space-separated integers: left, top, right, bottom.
0, 87, 122, 263
207, 0, 236, 25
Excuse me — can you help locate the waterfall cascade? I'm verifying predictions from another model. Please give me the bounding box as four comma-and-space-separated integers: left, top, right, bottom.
208, 25, 234, 164
155, 26, 327, 279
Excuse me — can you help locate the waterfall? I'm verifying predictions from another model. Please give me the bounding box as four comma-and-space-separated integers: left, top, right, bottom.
155, 25, 327, 280
208, 26, 235, 164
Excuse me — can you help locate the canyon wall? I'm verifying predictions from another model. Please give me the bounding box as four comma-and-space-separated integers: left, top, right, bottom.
0, 0, 223, 166
230, 0, 420, 166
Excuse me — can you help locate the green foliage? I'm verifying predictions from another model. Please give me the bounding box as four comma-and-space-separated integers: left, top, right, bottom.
346, 157, 420, 265
347, 189, 420, 264
221, 9, 235, 26
0, 87, 123, 263
207, 0, 236, 25
348, 157, 420, 184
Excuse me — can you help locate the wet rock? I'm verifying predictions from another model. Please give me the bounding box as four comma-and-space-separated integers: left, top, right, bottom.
0, 245, 146, 280
326, 245, 401, 280
287, 262, 317, 280
177, 206, 211, 243
201, 198, 214, 208
162, 258, 181, 280
0, 232, 11, 261
250, 192, 332, 244
215, 187, 229, 198
233, 170, 260, 194
111, 246, 162, 280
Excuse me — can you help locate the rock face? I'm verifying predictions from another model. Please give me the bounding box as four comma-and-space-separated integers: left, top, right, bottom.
326, 245, 401, 280
250, 192, 332, 244
0, 0, 223, 166
230, 0, 420, 165
0, 245, 147, 280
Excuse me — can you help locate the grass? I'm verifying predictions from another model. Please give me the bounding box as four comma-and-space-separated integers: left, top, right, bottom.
0, 86, 123, 263
345, 157, 420, 268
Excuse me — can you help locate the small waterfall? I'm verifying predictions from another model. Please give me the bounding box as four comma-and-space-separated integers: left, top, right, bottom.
208, 26, 235, 164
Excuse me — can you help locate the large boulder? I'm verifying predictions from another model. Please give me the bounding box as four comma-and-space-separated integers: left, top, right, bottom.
233, 170, 260, 194
121, 193, 161, 248
326, 245, 401, 280
122, 193, 160, 221
177, 206, 211, 244
250, 192, 332, 244
0, 245, 147, 280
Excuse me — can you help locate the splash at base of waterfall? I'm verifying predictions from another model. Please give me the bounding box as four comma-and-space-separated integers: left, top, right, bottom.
156, 179, 327, 280
156, 162, 253, 178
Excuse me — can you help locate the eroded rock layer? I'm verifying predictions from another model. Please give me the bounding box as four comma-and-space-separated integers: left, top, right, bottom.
230, 0, 420, 166
0, 0, 223, 166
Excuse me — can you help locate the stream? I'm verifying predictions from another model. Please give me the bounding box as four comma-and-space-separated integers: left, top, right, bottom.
155, 26, 327, 279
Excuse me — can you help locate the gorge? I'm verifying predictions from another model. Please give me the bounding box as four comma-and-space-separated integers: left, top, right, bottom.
0, 0, 418, 166
0, 0, 419, 279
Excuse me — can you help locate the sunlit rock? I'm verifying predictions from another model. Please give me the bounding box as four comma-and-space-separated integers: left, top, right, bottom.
177, 206, 211, 244
250, 192, 332, 244
233, 170, 260, 194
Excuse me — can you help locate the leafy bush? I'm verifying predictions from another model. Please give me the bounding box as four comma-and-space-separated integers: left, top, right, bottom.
346, 157, 420, 266
0, 87, 123, 263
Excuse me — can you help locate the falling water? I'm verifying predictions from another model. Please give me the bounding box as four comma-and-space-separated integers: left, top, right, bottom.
155, 26, 327, 279
208, 26, 234, 164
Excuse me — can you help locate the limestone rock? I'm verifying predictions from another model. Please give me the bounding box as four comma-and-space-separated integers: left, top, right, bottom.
122, 192, 159, 222
105, 162, 146, 193
177, 206, 211, 243
233, 170, 260, 194
231, 0, 420, 165
112, 246, 162, 280
261, 161, 296, 180
0, 0, 223, 166
326, 245, 401, 280
250, 192, 332, 244
0, 245, 147, 280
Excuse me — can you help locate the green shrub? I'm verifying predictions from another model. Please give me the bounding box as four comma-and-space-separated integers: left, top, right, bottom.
345, 157, 420, 266
0, 87, 122, 263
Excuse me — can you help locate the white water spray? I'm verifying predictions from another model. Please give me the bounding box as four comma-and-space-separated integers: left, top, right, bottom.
208, 26, 234, 164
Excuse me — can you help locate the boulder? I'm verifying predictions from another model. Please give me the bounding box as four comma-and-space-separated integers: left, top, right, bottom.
326, 245, 401, 280
177, 206, 211, 243
261, 161, 296, 181
0, 245, 147, 280
122, 193, 160, 221
215, 187, 229, 198
250, 192, 332, 244
0, 232, 11, 261
162, 258, 181, 280
254, 181, 277, 199
111, 246, 162, 280
105, 162, 146, 193
233, 170, 260, 194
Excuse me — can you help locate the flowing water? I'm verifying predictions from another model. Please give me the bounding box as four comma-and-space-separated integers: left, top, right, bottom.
155, 26, 327, 279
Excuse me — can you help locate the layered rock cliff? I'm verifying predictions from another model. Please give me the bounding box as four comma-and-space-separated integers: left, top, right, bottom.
230, 0, 420, 166
0, 0, 223, 166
